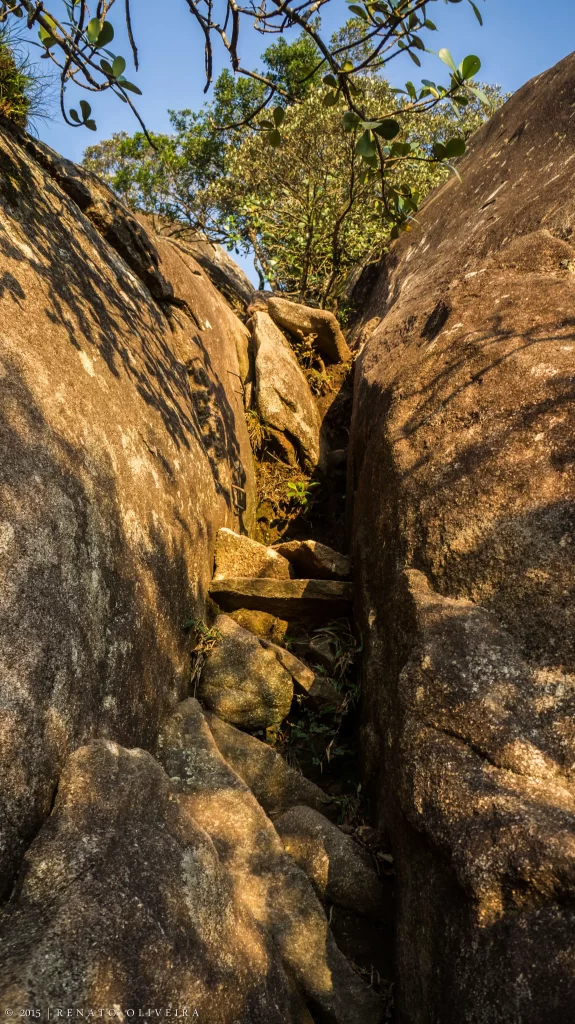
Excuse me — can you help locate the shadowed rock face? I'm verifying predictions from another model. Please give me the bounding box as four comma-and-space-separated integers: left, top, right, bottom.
349, 53, 575, 1022
0, 123, 254, 895
157, 699, 383, 1024
0, 740, 304, 1021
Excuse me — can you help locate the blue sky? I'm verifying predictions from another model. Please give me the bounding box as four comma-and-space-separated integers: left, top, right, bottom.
27, 0, 575, 282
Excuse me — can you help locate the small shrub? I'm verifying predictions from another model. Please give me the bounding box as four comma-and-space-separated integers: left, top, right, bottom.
246, 408, 269, 455
0, 31, 38, 127
286, 479, 320, 512
183, 617, 222, 693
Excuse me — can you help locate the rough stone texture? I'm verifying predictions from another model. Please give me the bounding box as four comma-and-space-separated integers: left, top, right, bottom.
268, 297, 352, 363
157, 226, 255, 313
349, 54, 575, 1023
16, 132, 174, 301
0, 124, 254, 894
204, 710, 336, 818
0, 740, 305, 1021
247, 289, 274, 314
209, 577, 354, 619
198, 615, 295, 729
307, 633, 339, 673
214, 527, 294, 580
157, 699, 383, 1024
275, 539, 351, 579
230, 607, 290, 644
251, 310, 324, 469
275, 805, 387, 920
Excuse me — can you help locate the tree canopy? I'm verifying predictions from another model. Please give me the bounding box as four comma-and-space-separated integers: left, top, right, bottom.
84, 26, 502, 305
1, 0, 489, 240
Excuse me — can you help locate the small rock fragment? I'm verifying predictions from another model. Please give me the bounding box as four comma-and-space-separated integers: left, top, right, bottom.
198, 614, 294, 729
204, 710, 336, 818
275, 805, 388, 920
275, 539, 352, 580
214, 527, 293, 580
229, 608, 289, 644
307, 633, 339, 673
268, 297, 352, 363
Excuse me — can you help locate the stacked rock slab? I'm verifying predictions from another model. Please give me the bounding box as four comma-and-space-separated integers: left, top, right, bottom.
267, 297, 352, 364
204, 710, 337, 817
349, 54, 575, 1022
0, 124, 254, 894
275, 538, 352, 580
214, 526, 294, 580
250, 309, 324, 470
157, 700, 383, 1024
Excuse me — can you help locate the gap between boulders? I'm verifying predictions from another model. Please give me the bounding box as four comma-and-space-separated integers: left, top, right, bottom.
190, 297, 396, 1019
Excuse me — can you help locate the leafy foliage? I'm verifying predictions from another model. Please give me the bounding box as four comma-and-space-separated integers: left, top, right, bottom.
0, 27, 40, 125
1, 0, 492, 241
284, 618, 362, 781
286, 479, 321, 512
183, 617, 222, 692
85, 29, 503, 303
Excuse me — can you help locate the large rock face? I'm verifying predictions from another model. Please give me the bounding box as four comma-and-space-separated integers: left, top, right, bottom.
0, 123, 254, 895
349, 54, 575, 1022
251, 310, 324, 469
0, 739, 304, 1020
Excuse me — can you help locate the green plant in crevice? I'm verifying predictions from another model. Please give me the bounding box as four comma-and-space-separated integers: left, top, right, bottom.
306, 368, 333, 396
286, 479, 320, 513
0, 28, 38, 126
183, 617, 222, 693
285, 618, 363, 785
245, 408, 270, 456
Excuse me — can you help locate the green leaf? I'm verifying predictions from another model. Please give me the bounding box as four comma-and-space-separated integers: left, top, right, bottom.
119, 80, 142, 95
355, 130, 376, 158
69, 109, 81, 124
372, 119, 400, 140
38, 15, 58, 47
273, 106, 285, 127
459, 54, 481, 80
85, 119, 97, 131
260, 119, 274, 129
268, 129, 282, 147
444, 137, 466, 158
100, 59, 114, 75
79, 99, 92, 120
342, 111, 361, 131
438, 48, 457, 72
432, 141, 447, 160
469, 1, 483, 26
86, 18, 101, 44
348, 3, 368, 19
96, 21, 114, 47
112, 56, 126, 78
323, 73, 337, 88
467, 85, 490, 106
390, 142, 412, 157
408, 51, 421, 66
